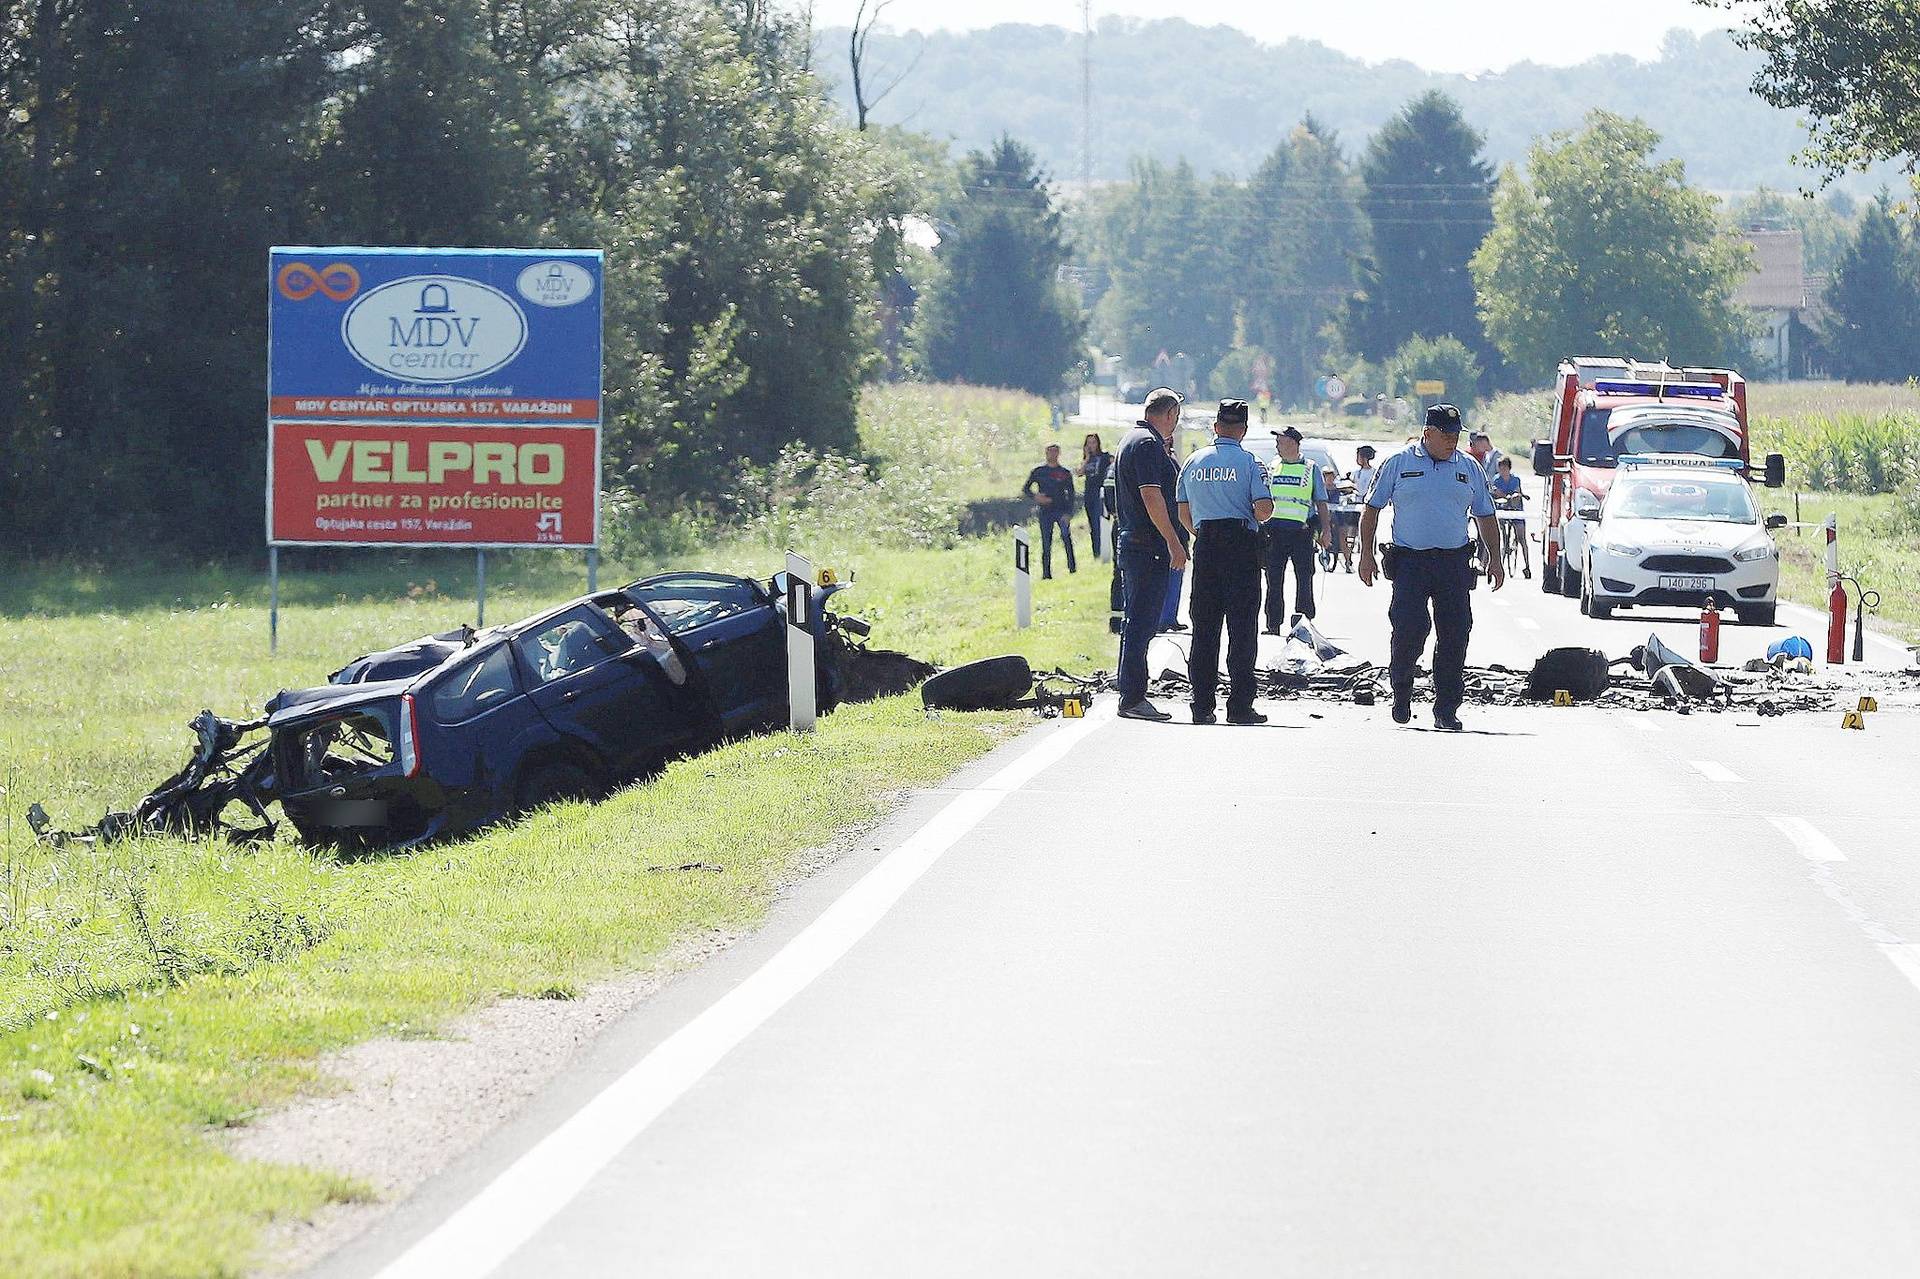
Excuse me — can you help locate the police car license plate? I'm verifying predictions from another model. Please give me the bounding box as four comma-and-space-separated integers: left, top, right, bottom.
1659, 575, 1714, 592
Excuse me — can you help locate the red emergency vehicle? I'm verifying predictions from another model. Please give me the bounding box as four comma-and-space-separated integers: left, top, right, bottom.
1530, 357, 1784, 597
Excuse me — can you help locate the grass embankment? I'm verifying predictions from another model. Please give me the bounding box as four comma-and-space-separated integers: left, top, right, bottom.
0, 386, 1115, 1277
1473, 383, 1920, 641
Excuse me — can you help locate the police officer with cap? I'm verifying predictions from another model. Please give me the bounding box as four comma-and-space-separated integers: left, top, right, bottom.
1176, 400, 1275, 724
1357, 404, 1503, 730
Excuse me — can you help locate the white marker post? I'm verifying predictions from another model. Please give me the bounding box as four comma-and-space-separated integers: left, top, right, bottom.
1013, 529, 1033, 629
785, 550, 817, 733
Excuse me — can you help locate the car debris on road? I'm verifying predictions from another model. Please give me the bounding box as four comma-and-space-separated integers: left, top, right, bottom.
30, 570, 933, 851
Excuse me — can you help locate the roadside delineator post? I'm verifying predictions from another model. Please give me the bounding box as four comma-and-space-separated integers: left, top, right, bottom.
1014, 529, 1032, 630
1826, 515, 1846, 665
786, 550, 816, 733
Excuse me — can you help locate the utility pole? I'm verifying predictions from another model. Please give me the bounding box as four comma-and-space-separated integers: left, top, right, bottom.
1080, 1, 1093, 193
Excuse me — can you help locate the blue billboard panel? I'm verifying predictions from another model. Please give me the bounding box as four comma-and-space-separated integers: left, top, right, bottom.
269, 247, 603, 425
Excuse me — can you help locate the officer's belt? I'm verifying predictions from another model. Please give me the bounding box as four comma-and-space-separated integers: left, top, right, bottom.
1389, 543, 1472, 556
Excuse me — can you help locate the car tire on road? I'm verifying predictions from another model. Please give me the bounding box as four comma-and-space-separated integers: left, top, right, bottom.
1736, 604, 1777, 627
1560, 558, 1582, 599
921, 655, 1035, 712
1580, 568, 1612, 619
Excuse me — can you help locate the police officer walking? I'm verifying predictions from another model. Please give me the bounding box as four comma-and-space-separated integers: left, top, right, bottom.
1263, 427, 1332, 632
1176, 400, 1275, 725
1356, 404, 1504, 730
1112, 388, 1190, 722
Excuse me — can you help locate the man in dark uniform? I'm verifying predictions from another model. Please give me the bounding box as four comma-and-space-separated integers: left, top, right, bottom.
1176, 400, 1275, 724
1357, 404, 1503, 730
1022, 444, 1078, 578
1112, 388, 1189, 721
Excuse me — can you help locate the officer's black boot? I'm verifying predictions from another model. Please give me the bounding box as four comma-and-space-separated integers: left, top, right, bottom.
1391, 686, 1412, 725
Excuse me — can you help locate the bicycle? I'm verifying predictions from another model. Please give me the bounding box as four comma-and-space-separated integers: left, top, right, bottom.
1495, 494, 1530, 579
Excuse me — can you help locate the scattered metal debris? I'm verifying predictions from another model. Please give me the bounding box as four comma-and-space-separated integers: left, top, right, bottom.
27, 711, 276, 847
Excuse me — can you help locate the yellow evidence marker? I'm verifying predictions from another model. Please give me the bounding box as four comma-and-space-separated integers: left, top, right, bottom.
816, 567, 838, 587
1858, 696, 1879, 714
1841, 710, 1867, 731
1061, 698, 1086, 719
1552, 690, 1575, 707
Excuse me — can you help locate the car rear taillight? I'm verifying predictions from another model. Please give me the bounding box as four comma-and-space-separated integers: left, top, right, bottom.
400, 693, 421, 778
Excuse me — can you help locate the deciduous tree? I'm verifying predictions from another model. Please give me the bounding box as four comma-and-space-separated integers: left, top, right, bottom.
1470, 111, 1753, 377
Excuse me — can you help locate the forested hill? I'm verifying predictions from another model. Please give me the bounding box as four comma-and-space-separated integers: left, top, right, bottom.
814, 19, 1878, 193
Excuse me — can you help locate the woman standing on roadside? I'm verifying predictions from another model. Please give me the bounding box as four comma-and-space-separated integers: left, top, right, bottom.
1078, 432, 1115, 557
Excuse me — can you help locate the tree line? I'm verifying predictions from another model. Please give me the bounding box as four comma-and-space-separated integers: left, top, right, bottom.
0, 1, 918, 555
1072, 84, 1920, 406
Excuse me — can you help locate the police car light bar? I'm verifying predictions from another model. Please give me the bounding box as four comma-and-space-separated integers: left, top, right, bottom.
1617, 454, 1746, 471
1592, 379, 1726, 399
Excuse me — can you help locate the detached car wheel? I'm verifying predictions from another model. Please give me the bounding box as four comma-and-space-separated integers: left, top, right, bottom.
514, 760, 597, 812
921, 655, 1035, 712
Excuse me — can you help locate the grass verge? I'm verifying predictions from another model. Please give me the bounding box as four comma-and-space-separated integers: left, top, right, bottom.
0, 536, 1113, 1277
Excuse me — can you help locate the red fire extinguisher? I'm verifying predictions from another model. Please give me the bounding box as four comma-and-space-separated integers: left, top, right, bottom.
1828, 578, 1849, 665
1698, 599, 1721, 664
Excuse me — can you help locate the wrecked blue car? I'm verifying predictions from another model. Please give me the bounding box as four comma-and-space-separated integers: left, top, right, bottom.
31, 572, 929, 851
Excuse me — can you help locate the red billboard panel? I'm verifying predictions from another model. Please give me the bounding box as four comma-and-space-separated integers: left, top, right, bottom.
270, 422, 598, 547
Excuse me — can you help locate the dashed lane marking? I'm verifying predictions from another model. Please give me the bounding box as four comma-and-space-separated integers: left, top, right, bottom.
1763, 812, 1847, 863
372, 706, 1116, 1279
1880, 945, 1920, 998
1689, 759, 1745, 784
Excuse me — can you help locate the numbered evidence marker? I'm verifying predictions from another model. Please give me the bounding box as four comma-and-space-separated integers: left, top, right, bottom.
786, 550, 816, 733
1013, 529, 1032, 630
1553, 689, 1575, 707
1061, 698, 1086, 719
1858, 695, 1879, 714
816, 567, 838, 587
1841, 710, 1867, 731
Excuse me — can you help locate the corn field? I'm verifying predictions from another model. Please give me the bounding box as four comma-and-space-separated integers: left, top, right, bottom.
1752, 413, 1920, 494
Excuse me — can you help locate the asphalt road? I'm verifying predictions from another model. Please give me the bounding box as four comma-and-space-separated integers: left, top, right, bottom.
318, 440, 1920, 1279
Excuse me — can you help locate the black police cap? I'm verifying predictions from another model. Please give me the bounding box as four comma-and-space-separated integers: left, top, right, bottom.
1216, 399, 1249, 426
1425, 403, 1464, 432
1276, 426, 1304, 442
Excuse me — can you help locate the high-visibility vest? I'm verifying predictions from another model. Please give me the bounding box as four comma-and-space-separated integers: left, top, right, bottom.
1269, 460, 1313, 524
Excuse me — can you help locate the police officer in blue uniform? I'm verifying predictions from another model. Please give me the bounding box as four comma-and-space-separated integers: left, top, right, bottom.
1357, 404, 1504, 730
1176, 400, 1275, 724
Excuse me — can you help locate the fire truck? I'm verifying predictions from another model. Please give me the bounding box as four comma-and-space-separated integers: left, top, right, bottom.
1530, 357, 1784, 598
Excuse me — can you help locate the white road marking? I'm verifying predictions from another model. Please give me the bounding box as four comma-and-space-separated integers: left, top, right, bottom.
1689, 759, 1745, 784
1516, 616, 1540, 631
1880, 945, 1920, 997
372, 708, 1113, 1279
1763, 812, 1847, 863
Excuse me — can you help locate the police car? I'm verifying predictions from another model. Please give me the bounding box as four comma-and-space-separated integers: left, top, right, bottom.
1577, 456, 1788, 624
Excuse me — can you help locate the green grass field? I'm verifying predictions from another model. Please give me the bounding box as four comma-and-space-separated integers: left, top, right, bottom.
0, 381, 1127, 1277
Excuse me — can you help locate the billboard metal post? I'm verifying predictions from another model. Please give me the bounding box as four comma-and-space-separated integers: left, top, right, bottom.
587, 546, 599, 593
476, 549, 487, 628
785, 551, 816, 733
269, 546, 280, 656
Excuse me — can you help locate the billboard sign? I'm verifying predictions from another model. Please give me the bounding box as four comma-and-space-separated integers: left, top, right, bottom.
268, 247, 602, 547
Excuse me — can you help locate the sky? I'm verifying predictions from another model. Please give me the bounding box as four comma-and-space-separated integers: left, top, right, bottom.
802, 0, 1735, 75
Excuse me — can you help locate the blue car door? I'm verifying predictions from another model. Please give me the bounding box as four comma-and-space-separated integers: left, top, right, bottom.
624, 575, 787, 732
513, 605, 679, 773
